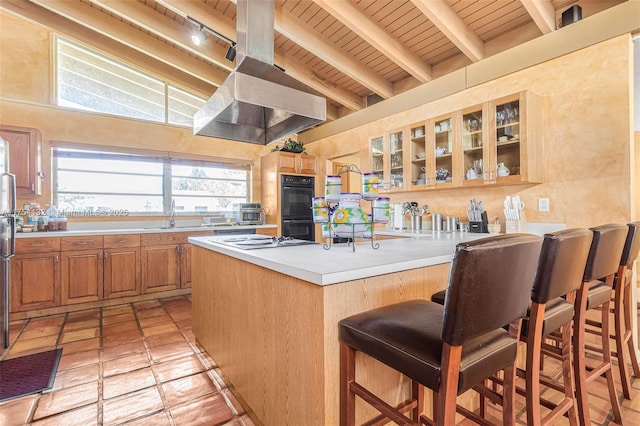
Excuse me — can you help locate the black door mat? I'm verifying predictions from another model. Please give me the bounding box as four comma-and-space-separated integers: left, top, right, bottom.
0, 348, 63, 402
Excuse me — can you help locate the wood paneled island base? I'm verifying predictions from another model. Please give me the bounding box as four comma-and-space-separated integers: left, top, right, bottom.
192, 245, 453, 425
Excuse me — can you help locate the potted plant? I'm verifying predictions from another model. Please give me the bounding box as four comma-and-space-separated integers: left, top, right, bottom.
272, 138, 306, 154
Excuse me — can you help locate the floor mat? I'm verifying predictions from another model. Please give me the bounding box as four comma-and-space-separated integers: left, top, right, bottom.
0, 348, 63, 402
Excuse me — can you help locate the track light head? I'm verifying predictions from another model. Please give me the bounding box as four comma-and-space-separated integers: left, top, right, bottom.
225, 44, 237, 62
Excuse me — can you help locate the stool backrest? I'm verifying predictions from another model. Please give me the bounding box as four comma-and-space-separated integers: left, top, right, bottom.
584, 224, 628, 281
620, 222, 640, 267
442, 234, 542, 346
531, 228, 593, 304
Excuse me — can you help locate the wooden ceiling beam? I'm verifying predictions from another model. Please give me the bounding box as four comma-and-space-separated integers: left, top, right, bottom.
29, 0, 228, 87
312, 0, 432, 83
410, 0, 485, 62
157, 0, 365, 110
89, 0, 234, 71
274, 7, 394, 99
520, 0, 556, 34
0, 0, 215, 96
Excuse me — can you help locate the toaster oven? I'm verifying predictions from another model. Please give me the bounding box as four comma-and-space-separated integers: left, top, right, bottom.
233, 203, 265, 225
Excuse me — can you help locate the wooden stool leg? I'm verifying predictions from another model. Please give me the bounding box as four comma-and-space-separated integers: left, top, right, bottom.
340, 343, 356, 426
600, 299, 623, 423
503, 362, 517, 426
623, 272, 640, 377
573, 283, 591, 426
560, 321, 579, 426
437, 344, 461, 426
526, 304, 544, 426
614, 269, 633, 399
411, 380, 423, 422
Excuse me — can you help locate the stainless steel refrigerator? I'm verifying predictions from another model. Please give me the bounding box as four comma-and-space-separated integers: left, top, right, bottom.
0, 137, 16, 349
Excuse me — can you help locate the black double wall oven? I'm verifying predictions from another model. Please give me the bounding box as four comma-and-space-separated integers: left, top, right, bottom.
281, 175, 315, 241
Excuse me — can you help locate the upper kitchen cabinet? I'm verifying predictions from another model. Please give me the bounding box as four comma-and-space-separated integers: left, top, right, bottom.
486, 91, 542, 184
0, 125, 43, 196
370, 136, 384, 185
271, 151, 316, 175
408, 122, 427, 188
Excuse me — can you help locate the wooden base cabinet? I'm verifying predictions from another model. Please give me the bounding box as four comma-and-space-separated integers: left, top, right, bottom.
61, 250, 103, 305
11, 252, 60, 312
104, 248, 141, 298
141, 244, 181, 293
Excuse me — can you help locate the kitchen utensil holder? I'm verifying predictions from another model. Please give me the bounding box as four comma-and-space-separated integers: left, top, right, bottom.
469, 211, 489, 233
505, 211, 528, 234
318, 164, 381, 252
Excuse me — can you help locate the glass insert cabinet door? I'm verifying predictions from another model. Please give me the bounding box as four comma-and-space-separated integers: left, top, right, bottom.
410, 122, 426, 187
388, 130, 404, 189
493, 95, 522, 181
370, 136, 384, 184
432, 116, 454, 187
462, 105, 487, 185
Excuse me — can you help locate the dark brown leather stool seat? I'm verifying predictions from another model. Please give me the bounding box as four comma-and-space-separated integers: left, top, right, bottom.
520, 297, 574, 338
585, 280, 612, 310
430, 289, 446, 306
340, 300, 518, 394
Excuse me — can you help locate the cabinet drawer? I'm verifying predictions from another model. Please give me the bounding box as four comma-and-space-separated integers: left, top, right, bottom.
104, 234, 140, 248
61, 236, 104, 251
16, 238, 61, 254
140, 232, 189, 246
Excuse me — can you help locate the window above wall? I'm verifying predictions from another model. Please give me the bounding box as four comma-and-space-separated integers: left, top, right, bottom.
53, 146, 250, 216
55, 37, 206, 127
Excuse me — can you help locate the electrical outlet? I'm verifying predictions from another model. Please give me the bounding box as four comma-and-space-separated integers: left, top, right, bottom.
538, 198, 550, 212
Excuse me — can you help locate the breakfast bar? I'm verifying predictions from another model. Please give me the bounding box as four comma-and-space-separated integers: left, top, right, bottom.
189, 233, 485, 425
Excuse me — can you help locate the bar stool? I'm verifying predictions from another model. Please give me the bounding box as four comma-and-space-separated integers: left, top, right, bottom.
339, 234, 542, 425
613, 222, 640, 398
516, 228, 593, 426
584, 222, 640, 399
573, 223, 627, 425
432, 229, 593, 425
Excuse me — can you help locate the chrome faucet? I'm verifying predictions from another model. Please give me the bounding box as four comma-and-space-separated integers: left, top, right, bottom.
169, 199, 176, 228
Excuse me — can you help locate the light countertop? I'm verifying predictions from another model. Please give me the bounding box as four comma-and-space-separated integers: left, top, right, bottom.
16, 224, 277, 238
189, 232, 488, 286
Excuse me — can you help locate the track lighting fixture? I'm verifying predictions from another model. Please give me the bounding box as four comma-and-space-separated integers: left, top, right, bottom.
187, 16, 236, 62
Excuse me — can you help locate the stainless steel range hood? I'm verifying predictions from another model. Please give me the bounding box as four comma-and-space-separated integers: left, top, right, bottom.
193, 0, 326, 145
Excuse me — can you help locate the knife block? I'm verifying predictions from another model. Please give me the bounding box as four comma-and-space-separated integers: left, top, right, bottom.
469, 211, 488, 233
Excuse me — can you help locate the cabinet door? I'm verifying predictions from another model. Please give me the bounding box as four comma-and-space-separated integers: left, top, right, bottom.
141, 245, 180, 293
104, 247, 141, 298
180, 244, 192, 288
461, 104, 491, 187
409, 122, 427, 188
369, 136, 384, 186
276, 152, 298, 173
0, 125, 42, 196
297, 154, 317, 174
429, 115, 456, 189
386, 129, 406, 190
11, 252, 60, 312
60, 249, 103, 304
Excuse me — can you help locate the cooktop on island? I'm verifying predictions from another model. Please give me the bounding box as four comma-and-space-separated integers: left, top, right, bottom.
214, 235, 317, 250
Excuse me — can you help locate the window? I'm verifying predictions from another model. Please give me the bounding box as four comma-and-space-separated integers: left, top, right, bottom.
53, 147, 250, 215
56, 38, 206, 127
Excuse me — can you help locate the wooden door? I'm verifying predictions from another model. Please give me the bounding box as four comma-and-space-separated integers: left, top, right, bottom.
0, 125, 42, 196
276, 152, 298, 173
11, 252, 60, 312
141, 245, 180, 293
104, 247, 141, 298
60, 250, 103, 304
298, 154, 317, 174
332, 162, 350, 193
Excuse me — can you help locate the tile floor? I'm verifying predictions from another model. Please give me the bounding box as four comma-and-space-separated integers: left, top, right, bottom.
1, 296, 640, 425
0, 296, 253, 426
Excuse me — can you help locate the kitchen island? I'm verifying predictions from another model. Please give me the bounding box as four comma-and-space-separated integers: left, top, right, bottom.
189, 233, 486, 425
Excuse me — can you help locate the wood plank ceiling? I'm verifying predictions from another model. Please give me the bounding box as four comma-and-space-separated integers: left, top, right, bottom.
0, 0, 626, 123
